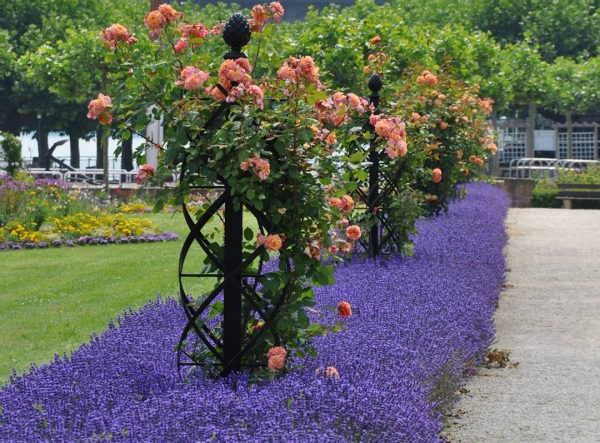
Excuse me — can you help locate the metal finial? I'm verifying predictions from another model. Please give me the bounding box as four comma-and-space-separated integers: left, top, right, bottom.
222, 13, 251, 60
368, 73, 382, 110
368, 73, 383, 94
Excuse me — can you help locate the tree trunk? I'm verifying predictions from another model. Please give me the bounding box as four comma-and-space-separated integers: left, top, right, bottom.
121, 135, 134, 171
37, 127, 49, 170
526, 102, 536, 158
69, 133, 80, 169
102, 127, 109, 194
96, 127, 103, 169
566, 111, 573, 159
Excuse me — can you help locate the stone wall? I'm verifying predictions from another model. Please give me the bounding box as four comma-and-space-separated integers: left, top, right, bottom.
494, 178, 536, 208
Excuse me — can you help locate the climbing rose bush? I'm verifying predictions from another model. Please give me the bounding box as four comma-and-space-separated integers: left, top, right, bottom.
90, 3, 372, 375
394, 67, 495, 214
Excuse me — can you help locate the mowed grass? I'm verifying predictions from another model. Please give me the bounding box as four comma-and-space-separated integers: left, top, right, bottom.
0, 211, 237, 382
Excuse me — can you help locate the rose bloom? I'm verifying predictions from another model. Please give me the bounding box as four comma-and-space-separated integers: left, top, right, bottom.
247, 84, 264, 109
268, 354, 285, 371
264, 234, 283, 252
278, 56, 321, 87
339, 242, 353, 253
135, 163, 155, 184
206, 85, 226, 102
346, 225, 361, 241
251, 4, 267, 31
226, 84, 246, 104
180, 23, 208, 39
325, 366, 340, 379
175, 66, 209, 90
432, 168, 443, 183
100, 24, 136, 50
385, 139, 408, 159
340, 195, 354, 213
277, 65, 296, 82
144, 10, 166, 30
370, 35, 382, 45
267, 346, 287, 359
304, 243, 321, 260
158, 4, 183, 22
244, 156, 270, 181
174, 39, 188, 54
269, 1, 285, 21
218, 59, 252, 90
256, 232, 266, 246
255, 159, 270, 181
338, 301, 352, 318
328, 197, 342, 209
211, 22, 225, 35
410, 112, 421, 122
347, 93, 367, 113
87, 93, 112, 122
486, 143, 498, 155
439, 120, 449, 130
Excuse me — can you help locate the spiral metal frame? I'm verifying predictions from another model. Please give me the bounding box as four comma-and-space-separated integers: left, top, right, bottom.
353, 74, 407, 257
176, 176, 290, 377
175, 12, 291, 378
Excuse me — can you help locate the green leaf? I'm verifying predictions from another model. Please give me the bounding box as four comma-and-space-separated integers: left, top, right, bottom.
244, 227, 254, 241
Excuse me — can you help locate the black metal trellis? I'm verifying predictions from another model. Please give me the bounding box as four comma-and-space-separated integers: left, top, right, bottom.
176, 13, 289, 378
353, 74, 407, 257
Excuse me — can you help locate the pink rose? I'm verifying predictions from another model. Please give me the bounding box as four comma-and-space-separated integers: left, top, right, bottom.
135, 163, 155, 184
269, 2, 285, 22
174, 39, 188, 54
176, 66, 209, 90
87, 93, 112, 125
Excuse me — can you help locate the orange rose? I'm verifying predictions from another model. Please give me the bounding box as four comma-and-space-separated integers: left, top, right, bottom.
264, 234, 283, 252
338, 301, 352, 318
268, 354, 285, 371
346, 225, 361, 241
432, 168, 442, 183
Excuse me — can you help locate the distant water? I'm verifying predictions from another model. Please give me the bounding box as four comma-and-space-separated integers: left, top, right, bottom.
19, 132, 145, 169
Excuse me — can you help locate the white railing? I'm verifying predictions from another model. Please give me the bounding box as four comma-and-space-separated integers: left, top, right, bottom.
507, 158, 600, 179
26, 167, 178, 187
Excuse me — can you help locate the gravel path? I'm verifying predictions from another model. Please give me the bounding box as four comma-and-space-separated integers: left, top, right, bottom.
445, 208, 600, 443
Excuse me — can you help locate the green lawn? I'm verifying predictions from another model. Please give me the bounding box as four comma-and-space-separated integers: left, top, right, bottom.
0, 212, 225, 382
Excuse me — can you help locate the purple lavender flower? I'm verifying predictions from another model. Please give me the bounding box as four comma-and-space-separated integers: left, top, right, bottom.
0, 184, 508, 441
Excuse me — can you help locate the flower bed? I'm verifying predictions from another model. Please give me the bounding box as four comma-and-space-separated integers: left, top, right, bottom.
0, 183, 508, 441
0, 232, 179, 251
0, 174, 178, 251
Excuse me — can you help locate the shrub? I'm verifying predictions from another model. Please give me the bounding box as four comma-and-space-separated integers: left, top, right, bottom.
0, 132, 22, 175
531, 178, 560, 208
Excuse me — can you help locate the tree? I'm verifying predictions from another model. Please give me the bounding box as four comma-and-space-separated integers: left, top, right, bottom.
499, 42, 550, 156
546, 57, 600, 157
471, 0, 599, 61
